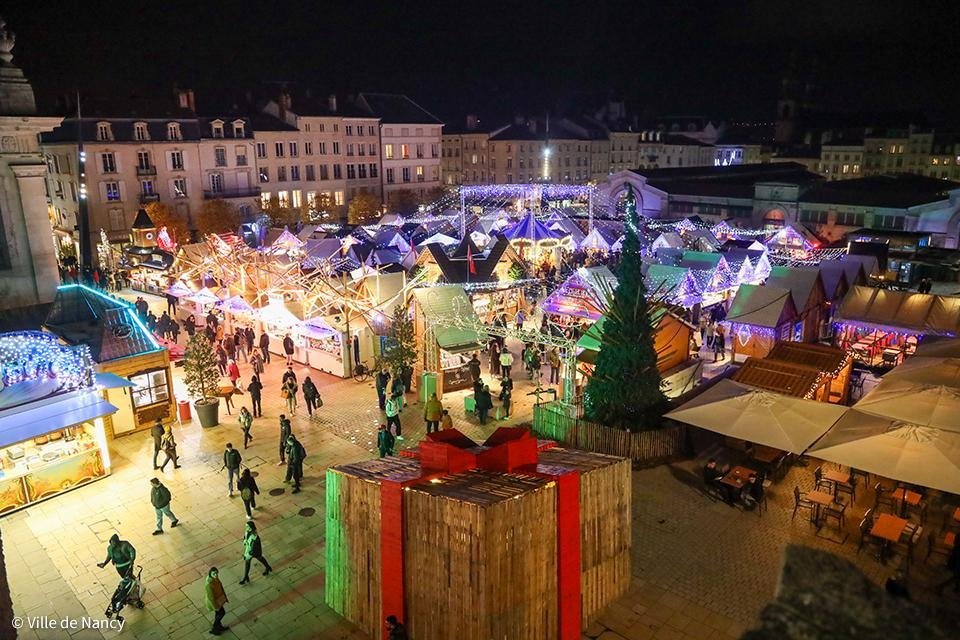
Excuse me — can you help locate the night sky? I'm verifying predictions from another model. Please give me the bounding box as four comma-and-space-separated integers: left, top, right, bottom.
5, 0, 960, 124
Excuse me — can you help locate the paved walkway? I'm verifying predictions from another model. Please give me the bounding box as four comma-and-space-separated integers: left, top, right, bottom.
4, 289, 958, 640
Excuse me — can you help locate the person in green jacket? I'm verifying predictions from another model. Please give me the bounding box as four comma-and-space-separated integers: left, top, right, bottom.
149, 478, 179, 535
238, 407, 254, 449
284, 434, 305, 493
239, 520, 272, 585
423, 393, 444, 434
97, 534, 136, 578
205, 567, 229, 635
377, 423, 395, 458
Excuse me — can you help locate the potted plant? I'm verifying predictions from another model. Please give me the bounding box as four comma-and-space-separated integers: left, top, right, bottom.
183, 334, 221, 427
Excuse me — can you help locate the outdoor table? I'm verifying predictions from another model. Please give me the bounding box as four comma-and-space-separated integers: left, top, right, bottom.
822, 469, 850, 486
870, 513, 909, 563
806, 490, 835, 527
892, 488, 922, 517
719, 466, 755, 503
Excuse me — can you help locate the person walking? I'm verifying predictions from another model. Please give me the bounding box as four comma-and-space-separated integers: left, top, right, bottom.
499, 376, 513, 418
277, 415, 292, 465
169, 319, 180, 343
184, 314, 197, 337
158, 424, 181, 470
246, 375, 263, 418
423, 393, 443, 434
249, 349, 264, 376
150, 478, 179, 535
377, 423, 395, 458
166, 291, 177, 315
385, 615, 409, 640
475, 384, 493, 425
529, 348, 543, 383
244, 327, 255, 355
238, 407, 254, 449
285, 434, 305, 493
224, 334, 236, 362
468, 353, 482, 382
239, 521, 272, 584
216, 344, 228, 375
375, 369, 391, 410
385, 391, 403, 438
227, 359, 240, 387
499, 349, 514, 378
713, 324, 726, 363
301, 376, 321, 418
205, 567, 229, 635
222, 443, 242, 497
150, 418, 164, 470
258, 331, 271, 364
237, 468, 260, 519
97, 534, 136, 578
234, 329, 247, 363
547, 348, 561, 385
281, 375, 298, 415
489, 341, 501, 377
515, 308, 526, 330
282, 333, 295, 366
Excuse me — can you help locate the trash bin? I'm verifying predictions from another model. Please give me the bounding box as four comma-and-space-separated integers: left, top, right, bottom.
420, 371, 438, 404
177, 400, 191, 422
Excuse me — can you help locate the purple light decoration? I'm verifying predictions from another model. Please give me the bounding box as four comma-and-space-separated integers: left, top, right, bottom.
460, 184, 594, 201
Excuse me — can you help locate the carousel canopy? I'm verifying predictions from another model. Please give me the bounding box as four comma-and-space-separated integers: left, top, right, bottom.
501, 212, 561, 242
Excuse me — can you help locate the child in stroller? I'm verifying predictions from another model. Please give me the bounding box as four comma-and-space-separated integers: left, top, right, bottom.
105, 565, 145, 622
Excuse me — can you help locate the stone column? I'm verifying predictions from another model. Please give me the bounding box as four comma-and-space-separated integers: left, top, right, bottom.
11, 163, 59, 304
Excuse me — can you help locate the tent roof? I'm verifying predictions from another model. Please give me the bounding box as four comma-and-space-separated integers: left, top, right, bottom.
812, 262, 849, 299
665, 379, 847, 454
765, 266, 824, 313
766, 341, 851, 375
412, 285, 487, 353
915, 339, 960, 358
0, 389, 118, 449
808, 410, 960, 494
541, 267, 617, 321
501, 212, 561, 242
834, 286, 960, 335
726, 284, 797, 328
854, 378, 960, 431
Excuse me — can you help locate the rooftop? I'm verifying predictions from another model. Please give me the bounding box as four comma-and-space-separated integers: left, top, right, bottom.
357, 93, 442, 125
801, 174, 960, 208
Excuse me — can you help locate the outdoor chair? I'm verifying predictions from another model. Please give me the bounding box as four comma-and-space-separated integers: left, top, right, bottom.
905, 500, 928, 525
856, 509, 883, 557
851, 467, 870, 485
873, 483, 897, 512
891, 525, 922, 565
792, 486, 815, 521
814, 466, 835, 494
835, 475, 857, 503
926, 531, 956, 564
823, 500, 848, 531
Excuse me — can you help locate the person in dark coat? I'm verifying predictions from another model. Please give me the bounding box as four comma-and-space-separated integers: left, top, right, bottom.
475, 385, 493, 425
239, 521, 272, 584
166, 292, 177, 315
222, 443, 242, 497
468, 353, 482, 381
150, 419, 164, 469
282, 333, 295, 366
377, 423, 395, 458
375, 369, 391, 410
150, 477, 179, 535
224, 334, 236, 361
184, 314, 196, 337
244, 327, 255, 353
205, 567, 229, 635
216, 344, 228, 375
499, 376, 513, 418
258, 331, 271, 364
246, 375, 263, 417
489, 341, 501, 377
205, 310, 218, 330
385, 615, 409, 640
277, 415, 292, 465
159, 424, 180, 470
237, 468, 260, 519
97, 534, 136, 578
301, 377, 321, 417
238, 407, 254, 449
285, 434, 305, 493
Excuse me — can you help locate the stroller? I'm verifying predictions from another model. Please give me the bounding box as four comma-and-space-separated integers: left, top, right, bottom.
104, 565, 145, 622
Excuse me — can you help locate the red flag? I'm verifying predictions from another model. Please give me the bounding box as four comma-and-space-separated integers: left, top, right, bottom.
467, 244, 477, 275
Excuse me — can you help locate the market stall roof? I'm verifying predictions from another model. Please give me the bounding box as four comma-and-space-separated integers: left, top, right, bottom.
765, 266, 824, 314
166, 281, 193, 297
417, 233, 459, 247
44, 285, 160, 362
914, 339, 960, 358
808, 410, 960, 494
853, 378, 960, 431
726, 284, 797, 328
0, 389, 118, 449
732, 358, 824, 398
577, 307, 695, 357
95, 372, 134, 389
269, 228, 304, 253
217, 295, 255, 314
257, 300, 303, 327
665, 379, 847, 454
578, 227, 612, 251
185, 287, 220, 305
412, 285, 487, 353
652, 232, 684, 250
834, 286, 960, 335
812, 261, 849, 300
541, 266, 617, 320
299, 316, 339, 339
765, 341, 851, 375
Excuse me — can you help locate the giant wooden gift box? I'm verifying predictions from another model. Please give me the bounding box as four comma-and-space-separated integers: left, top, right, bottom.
325, 427, 631, 640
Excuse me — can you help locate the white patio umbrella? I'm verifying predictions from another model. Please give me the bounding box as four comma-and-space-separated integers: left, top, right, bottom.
881, 356, 960, 388
807, 410, 960, 494
853, 378, 960, 432
665, 379, 848, 454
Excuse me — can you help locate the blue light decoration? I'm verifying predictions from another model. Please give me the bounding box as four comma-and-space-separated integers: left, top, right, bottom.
727, 322, 778, 348
58, 284, 161, 351
0, 331, 94, 391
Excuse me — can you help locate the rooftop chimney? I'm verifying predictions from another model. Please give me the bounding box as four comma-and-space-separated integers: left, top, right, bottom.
177, 89, 195, 113
466, 114, 479, 131
328, 94, 337, 113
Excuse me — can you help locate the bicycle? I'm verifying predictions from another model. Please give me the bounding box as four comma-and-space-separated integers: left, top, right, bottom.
353, 360, 373, 382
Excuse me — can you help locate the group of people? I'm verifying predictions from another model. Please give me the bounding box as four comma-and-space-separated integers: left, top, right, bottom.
703, 458, 764, 509
697, 317, 728, 363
